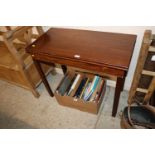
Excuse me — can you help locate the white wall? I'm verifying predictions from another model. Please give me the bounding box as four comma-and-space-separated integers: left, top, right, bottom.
43, 26, 155, 90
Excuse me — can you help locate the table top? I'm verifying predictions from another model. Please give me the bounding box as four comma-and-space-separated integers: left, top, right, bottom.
26, 28, 137, 71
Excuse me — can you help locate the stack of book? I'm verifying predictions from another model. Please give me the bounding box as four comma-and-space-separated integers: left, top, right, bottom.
56, 72, 106, 103
56, 73, 81, 96
80, 76, 105, 102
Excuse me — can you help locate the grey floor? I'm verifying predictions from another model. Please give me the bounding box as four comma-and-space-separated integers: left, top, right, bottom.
0, 73, 128, 129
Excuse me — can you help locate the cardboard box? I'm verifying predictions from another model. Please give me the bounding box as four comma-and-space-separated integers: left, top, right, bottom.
55, 71, 106, 114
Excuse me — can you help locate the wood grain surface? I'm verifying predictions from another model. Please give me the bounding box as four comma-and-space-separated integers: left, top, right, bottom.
27, 28, 137, 71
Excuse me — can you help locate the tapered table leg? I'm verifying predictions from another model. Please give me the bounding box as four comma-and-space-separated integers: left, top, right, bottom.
112, 76, 125, 117
61, 65, 67, 75
33, 60, 54, 97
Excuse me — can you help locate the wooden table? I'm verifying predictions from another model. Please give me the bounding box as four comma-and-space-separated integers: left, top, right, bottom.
26, 28, 137, 117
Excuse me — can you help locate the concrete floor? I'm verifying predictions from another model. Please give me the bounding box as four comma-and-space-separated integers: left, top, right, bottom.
0, 73, 128, 129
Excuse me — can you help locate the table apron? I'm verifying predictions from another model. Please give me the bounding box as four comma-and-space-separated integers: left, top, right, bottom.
33, 55, 127, 78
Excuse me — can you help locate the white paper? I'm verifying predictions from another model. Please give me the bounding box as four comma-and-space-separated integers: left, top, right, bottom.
151, 55, 155, 61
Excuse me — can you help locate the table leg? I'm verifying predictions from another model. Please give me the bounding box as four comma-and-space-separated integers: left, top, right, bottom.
61, 65, 67, 75
112, 76, 125, 117
33, 60, 54, 97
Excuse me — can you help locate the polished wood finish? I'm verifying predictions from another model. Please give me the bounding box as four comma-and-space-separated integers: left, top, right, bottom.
26, 28, 137, 116
27, 28, 136, 73
112, 76, 126, 116
61, 65, 67, 74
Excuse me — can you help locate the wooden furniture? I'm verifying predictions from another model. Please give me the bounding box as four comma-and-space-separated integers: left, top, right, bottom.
0, 26, 54, 97
128, 30, 155, 105
26, 28, 137, 116
150, 91, 155, 106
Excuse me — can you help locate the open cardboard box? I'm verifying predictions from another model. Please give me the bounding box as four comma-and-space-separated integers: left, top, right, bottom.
55, 70, 106, 114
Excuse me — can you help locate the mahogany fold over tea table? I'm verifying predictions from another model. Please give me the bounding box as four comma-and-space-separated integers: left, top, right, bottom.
26, 28, 136, 117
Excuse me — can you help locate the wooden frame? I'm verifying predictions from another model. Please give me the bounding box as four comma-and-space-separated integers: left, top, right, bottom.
26, 28, 137, 117
0, 26, 54, 97
128, 30, 155, 104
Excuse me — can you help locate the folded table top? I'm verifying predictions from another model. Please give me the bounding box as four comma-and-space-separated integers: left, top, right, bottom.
26, 28, 137, 71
